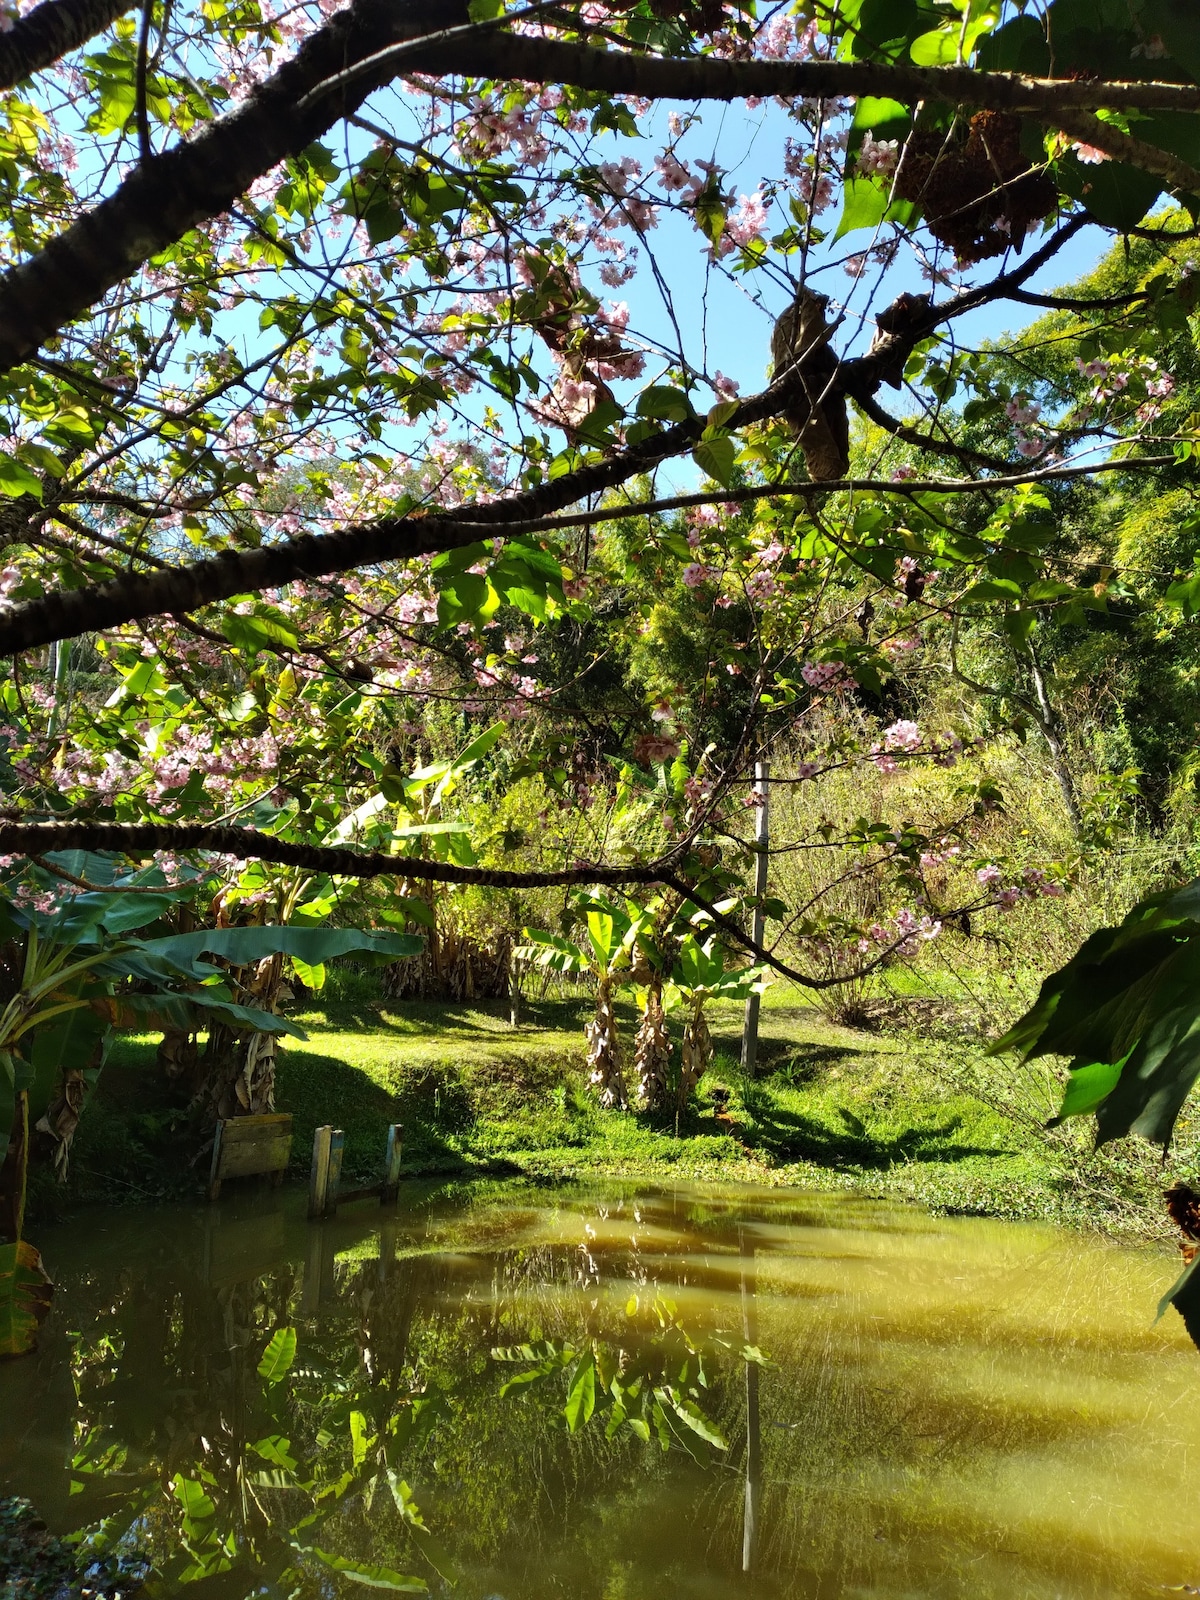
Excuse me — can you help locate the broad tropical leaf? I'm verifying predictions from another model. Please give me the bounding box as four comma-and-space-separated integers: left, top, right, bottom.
990, 878, 1200, 1147
130, 925, 422, 975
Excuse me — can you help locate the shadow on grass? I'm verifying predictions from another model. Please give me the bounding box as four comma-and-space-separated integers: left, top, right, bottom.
734, 1088, 1000, 1170
277, 1050, 504, 1180
760, 1042, 864, 1084
291, 995, 597, 1039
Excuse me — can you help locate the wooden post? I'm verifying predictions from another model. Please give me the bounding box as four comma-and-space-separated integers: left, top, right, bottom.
325, 1129, 343, 1217
308, 1125, 331, 1219
308, 1125, 344, 1219
381, 1123, 402, 1204
740, 760, 770, 1079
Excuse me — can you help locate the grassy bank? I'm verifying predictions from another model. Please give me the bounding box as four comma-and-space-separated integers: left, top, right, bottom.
52, 982, 1191, 1241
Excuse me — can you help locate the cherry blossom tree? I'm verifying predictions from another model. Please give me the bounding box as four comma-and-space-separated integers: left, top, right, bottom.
0, 0, 1194, 998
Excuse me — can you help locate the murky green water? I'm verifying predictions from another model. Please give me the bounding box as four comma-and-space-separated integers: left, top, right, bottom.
1, 1182, 1197, 1599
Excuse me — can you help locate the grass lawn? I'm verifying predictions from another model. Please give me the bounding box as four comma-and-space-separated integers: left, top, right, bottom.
55, 981, 1186, 1239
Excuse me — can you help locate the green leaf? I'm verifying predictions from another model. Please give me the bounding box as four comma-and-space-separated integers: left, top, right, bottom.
250, 1434, 299, 1470
451, 719, 506, 769
1139, 0, 1200, 84
834, 176, 890, 239
1048, 1058, 1125, 1125
958, 578, 1022, 604
350, 1408, 373, 1468
291, 957, 326, 990
257, 1325, 297, 1385
134, 925, 421, 975
636, 385, 694, 422
833, 177, 918, 241
692, 436, 736, 488
436, 571, 493, 627
990, 877, 1200, 1148
0, 1241, 53, 1358
0, 454, 44, 501
1054, 156, 1161, 233
1157, 1249, 1200, 1327
28, 1010, 108, 1122
909, 25, 961, 63
851, 96, 910, 134
564, 1353, 596, 1432
172, 1473, 216, 1525
1165, 572, 1200, 617
221, 607, 301, 655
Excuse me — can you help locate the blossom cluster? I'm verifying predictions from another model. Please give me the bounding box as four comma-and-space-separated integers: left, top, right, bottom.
869, 720, 962, 773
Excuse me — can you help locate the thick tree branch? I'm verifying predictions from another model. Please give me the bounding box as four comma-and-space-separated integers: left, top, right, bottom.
492, 456, 1174, 534
0, 0, 132, 92
1054, 108, 1200, 195
0, 818, 680, 889
0, 17, 1194, 376
1007, 288, 1149, 312
0, 0, 472, 373
0, 429, 1174, 659
0, 817, 917, 991
0, 365, 808, 653
440, 36, 1200, 117
852, 391, 1017, 474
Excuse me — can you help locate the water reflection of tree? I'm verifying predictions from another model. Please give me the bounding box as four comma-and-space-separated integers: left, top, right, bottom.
43, 1203, 753, 1597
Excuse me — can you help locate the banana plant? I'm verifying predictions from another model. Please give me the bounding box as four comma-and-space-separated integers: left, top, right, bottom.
668, 934, 765, 1116
517, 894, 639, 1109
0, 852, 420, 1357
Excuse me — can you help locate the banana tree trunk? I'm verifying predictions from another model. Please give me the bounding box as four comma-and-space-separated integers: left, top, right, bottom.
196, 953, 289, 1123
633, 980, 672, 1114
677, 997, 712, 1116
585, 973, 628, 1110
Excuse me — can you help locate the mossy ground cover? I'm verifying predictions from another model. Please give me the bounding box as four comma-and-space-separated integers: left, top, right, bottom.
54, 983, 1184, 1238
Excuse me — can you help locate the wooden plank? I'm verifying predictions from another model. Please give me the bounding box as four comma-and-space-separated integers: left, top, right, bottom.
217, 1134, 293, 1179
210, 1113, 293, 1191
218, 1114, 292, 1143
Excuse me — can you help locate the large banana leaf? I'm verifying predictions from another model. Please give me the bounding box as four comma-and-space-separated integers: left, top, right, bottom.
127, 925, 421, 977
990, 878, 1200, 1147
91, 989, 310, 1037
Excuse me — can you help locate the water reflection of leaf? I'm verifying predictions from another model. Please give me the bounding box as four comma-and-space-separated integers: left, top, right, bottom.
492, 1297, 740, 1458
295, 1543, 428, 1592
0, 1240, 53, 1357
256, 1324, 297, 1384
565, 1352, 597, 1431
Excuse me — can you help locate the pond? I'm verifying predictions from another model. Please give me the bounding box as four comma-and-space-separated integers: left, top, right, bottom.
0, 1182, 1196, 1599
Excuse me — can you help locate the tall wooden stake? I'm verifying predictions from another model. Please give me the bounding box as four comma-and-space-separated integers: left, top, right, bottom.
308, 1125, 343, 1219
740, 760, 769, 1079
381, 1123, 402, 1204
